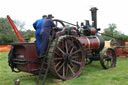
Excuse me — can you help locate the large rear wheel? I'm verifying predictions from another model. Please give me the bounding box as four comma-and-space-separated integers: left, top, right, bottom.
48, 36, 85, 80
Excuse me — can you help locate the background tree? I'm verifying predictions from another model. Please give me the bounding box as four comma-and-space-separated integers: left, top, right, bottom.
102, 23, 128, 41
0, 18, 16, 44
0, 17, 35, 45
20, 30, 35, 42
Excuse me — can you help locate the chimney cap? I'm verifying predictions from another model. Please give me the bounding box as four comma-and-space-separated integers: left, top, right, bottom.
90, 7, 98, 12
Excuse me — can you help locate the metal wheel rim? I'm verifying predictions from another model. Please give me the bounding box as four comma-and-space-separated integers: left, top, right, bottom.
50, 36, 85, 80
100, 48, 116, 69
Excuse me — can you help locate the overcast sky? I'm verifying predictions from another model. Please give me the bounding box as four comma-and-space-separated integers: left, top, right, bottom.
0, 0, 128, 35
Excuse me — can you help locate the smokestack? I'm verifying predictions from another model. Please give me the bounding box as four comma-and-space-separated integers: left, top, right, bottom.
90, 7, 98, 29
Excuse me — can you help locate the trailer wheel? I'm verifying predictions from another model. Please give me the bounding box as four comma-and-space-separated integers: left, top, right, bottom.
100, 48, 116, 69
48, 35, 85, 80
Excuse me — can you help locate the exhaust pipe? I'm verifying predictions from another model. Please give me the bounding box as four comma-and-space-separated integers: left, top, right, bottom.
90, 7, 98, 30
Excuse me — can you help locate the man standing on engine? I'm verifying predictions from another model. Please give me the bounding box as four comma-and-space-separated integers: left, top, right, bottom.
39, 14, 56, 58
33, 15, 47, 55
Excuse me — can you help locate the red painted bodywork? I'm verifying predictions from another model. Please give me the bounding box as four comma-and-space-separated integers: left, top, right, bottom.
78, 36, 100, 50
90, 28, 96, 35
12, 43, 40, 73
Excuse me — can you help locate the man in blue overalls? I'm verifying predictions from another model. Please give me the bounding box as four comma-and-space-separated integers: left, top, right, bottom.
39, 14, 56, 58
33, 15, 47, 55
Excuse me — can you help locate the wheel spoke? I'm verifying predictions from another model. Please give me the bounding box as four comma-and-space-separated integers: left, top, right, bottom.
104, 56, 112, 67
72, 56, 80, 59
55, 61, 61, 68
71, 49, 81, 55
109, 61, 111, 66
66, 65, 68, 76
57, 47, 66, 55
103, 58, 106, 63
70, 48, 74, 55
54, 57, 64, 61
68, 39, 74, 50
57, 62, 64, 72
72, 60, 81, 65
63, 65, 65, 77
65, 41, 68, 54
109, 60, 112, 66
107, 61, 109, 66
55, 51, 61, 56
61, 41, 65, 50
68, 64, 75, 75
70, 62, 74, 67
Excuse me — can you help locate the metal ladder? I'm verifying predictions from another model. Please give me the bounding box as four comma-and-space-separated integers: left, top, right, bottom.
36, 54, 50, 85
36, 30, 58, 85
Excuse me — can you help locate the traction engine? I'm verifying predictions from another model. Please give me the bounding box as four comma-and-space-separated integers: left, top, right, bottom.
8, 7, 116, 84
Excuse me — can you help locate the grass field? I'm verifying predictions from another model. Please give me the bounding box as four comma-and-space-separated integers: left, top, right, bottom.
0, 52, 128, 85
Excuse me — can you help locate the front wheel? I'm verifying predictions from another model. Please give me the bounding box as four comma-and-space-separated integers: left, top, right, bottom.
100, 48, 116, 69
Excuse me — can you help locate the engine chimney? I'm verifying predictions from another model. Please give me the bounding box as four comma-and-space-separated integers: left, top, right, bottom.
90, 7, 98, 30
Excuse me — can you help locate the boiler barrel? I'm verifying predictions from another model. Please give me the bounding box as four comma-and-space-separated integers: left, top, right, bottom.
78, 35, 104, 52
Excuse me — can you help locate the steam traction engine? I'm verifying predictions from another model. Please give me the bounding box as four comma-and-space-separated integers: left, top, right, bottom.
8, 7, 116, 84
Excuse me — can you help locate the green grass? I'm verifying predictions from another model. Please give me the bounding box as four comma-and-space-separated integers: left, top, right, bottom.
0, 52, 128, 85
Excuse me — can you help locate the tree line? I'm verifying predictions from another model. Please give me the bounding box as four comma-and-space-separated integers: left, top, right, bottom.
0, 17, 35, 45
101, 24, 128, 41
